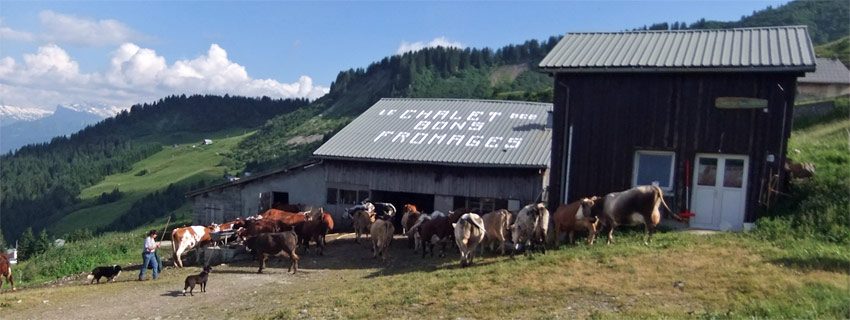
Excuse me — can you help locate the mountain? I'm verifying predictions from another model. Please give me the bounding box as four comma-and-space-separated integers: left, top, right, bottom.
0, 105, 52, 126
0, 105, 114, 154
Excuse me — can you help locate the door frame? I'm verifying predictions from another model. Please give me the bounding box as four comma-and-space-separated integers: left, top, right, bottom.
690, 153, 749, 230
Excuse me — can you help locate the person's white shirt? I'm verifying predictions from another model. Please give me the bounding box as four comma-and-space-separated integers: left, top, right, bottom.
144, 236, 157, 253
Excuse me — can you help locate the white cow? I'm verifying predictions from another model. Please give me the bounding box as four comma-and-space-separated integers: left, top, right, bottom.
453, 213, 485, 267
171, 225, 219, 268
511, 203, 549, 257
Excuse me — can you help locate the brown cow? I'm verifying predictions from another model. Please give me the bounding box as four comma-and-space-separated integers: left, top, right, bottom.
171, 225, 219, 268
298, 209, 334, 255
351, 209, 376, 244
418, 215, 455, 258
400, 204, 421, 249
552, 198, 600, 246
590, 185, 682, 245
370, 219, 394, 261
244, 232, 300, 274
0, 253, 14, 291
481, 209, 512, 255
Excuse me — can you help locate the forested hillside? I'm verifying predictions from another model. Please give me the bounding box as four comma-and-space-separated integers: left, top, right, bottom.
637, 0, 848, 45
0, 95, 309, 243
234, 38, 560, 172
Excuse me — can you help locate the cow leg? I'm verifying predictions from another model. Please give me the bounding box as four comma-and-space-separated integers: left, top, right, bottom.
607, 226, 615, 245
318, 235, 325, 256
289, 250, 300, 274
258, 254, 267, 274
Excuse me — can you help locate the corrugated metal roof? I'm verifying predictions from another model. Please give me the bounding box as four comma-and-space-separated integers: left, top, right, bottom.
313, 98, 552, 168
539, 26, 817, 73
799, 58, 850, 84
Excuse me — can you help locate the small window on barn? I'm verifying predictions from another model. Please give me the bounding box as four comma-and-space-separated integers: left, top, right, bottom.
358, 190, 370, 203
340, 189, 358, 204
715, 97, 768, 109
633, 151, 675, 191
326, 188, 338, 204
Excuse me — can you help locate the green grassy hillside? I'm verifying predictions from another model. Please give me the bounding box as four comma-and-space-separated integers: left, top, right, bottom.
49, 131, 251, 236
815, 36, 850, 67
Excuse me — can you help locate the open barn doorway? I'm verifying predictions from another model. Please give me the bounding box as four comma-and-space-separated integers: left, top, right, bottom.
370, 190, 434, 233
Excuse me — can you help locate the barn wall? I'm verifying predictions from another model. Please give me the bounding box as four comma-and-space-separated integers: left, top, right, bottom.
324, 160, 546, 206
549, 72, 799, 223
239, 164, 326, 215
797, 83, 850, 101
192, 186, 242, 225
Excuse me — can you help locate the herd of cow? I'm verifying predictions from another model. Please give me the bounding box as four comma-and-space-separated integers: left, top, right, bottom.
157, 184, 683, 273
0, 185, 680, 293
347, 185, 681, 268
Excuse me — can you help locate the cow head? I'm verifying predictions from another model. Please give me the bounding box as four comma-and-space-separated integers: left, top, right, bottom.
577, 197, 599, 222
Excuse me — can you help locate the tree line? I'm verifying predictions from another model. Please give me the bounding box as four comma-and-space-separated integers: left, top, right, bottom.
634, 0, 849, 45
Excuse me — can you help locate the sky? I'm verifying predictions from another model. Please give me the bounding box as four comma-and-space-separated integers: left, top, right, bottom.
0, 0, 790, 111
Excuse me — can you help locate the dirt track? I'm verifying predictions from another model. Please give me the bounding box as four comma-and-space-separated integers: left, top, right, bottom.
2, 233, 422, 320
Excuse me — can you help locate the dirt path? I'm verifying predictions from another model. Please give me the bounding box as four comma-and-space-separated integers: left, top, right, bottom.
2, 233, 405, 320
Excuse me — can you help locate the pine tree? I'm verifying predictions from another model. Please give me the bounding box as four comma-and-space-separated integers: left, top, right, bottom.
18, 227, 35, 260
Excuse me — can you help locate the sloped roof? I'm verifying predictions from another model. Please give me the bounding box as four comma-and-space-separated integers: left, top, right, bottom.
313, 98, 552, 168
799, 58, 850, 84
539, 26, 817, 73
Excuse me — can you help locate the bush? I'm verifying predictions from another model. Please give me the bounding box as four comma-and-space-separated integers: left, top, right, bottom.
135, 169, 148, 176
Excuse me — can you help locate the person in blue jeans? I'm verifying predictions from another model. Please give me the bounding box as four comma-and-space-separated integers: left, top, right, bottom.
139, 229, 160, 281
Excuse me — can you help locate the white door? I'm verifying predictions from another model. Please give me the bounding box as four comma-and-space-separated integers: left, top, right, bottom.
690, 154, 748, 231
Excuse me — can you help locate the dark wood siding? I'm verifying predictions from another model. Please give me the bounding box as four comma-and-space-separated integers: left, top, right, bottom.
325, 160, 546, 205
549, 72, 798, 222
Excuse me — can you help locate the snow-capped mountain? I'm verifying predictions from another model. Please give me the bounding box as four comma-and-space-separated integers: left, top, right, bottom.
1, 103, 124, 154
0, 105, 53, 126
61, 102, 124, 118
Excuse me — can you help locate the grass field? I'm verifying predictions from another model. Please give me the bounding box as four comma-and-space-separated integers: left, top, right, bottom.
4, 231, 846, 319
49, 131, 252, 236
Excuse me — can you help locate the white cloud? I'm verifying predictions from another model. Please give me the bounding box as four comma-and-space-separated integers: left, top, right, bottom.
0, 43, 329, 110
397, 36, 465, 55
0, 26, 34, 42
38, 10, 146, 47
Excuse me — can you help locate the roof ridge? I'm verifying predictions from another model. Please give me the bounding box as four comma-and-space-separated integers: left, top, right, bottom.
378, 97, 553, 106
566, 25, 809, 35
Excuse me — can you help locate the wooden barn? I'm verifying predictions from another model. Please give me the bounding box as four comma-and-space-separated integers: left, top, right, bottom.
539, 26, 817, 231
313, 98, 552, 228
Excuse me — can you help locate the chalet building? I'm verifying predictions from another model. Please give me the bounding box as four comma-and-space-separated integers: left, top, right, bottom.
189, 98, 552, 229
314, 98, 551, 229
539, 26, 816, 231
797, 57, 850, 101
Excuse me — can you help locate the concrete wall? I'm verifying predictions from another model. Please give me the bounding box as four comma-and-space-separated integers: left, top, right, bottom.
239, 163, 326, 215
798, 83, 850, 101
192, 186, 242, 226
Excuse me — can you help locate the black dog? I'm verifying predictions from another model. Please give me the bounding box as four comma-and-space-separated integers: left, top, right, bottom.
87, 265, 122, 284
182, 266, 212, 296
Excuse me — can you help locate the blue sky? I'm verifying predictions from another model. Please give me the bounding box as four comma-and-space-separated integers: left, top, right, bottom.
0, 1, 788, 110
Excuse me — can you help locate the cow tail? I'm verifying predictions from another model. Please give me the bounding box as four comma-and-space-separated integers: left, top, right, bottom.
655, 186, 683, 222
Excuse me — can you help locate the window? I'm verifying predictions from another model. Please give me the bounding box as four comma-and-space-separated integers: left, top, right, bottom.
715, 97, 768, 109
340, 189, 358, 204
453, 196, 509, 213
326, 188, 338, 204
633, 151, 675, 191
327, 188, 366, 205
